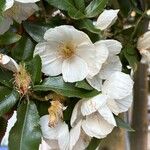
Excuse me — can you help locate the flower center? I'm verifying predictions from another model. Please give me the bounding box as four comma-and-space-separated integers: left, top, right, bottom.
59, 43, 75, 59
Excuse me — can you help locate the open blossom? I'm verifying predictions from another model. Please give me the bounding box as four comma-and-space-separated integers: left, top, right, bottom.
95, 9, 119, 30
34, 25, 108, 82
69, 72, 133, 149
40, 115, 69, 150
0, 0, 39, 34
87, 40, 122, 91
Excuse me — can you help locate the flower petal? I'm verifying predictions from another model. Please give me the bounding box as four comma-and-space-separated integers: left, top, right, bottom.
0, 17, 13, 35
10, 2, 38, 23
137, 31, 150, 51
102, 72, 133, 99
0, 54, 19, 72
99, 56, 122, 79
62, 55, 88, 82
86, 75, 102, 91
57, 121, 69, 150
77, 42, 108, 77
81, 94, 107, 116
96, 9, 119, 30
98, 105, 116, 126
71, 101, 83, 127
69, 120, 82, 150
34, 42, 63, 76
44, 25, 92, 45
4, 0, 14, 11
82, 113, 114, 138
95, 39, 122, 56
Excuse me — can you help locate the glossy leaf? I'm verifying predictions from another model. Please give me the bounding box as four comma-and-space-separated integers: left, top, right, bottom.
26, 55, 42, 85
85, 0, 108, 18
0, 32, 21, 45
0, 68, 14, 88
33, 76, 99, 98
0, 116, 7, 143
87, 138, 101, 150
9, 101, 42, 150
115, 115, 134, 131
12, 36, 34, 62
0, 90, 19, 116
74, 0, 85, 12
75, 80, 94, 90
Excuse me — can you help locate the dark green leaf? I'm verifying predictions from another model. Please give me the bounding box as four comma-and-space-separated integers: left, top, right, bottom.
85, 0, 108, 18
23, 22, 52, 42
68, 8, 85, 19
77, 19, 100, 34
12, 36, 34, 62
0, 68, 14, 88
123, 45, 140, 72
0, 116, 7, 143
27, 55, 42, 85
87, 138, 101, 150
33, 76, 99, 98
75, 80, 94, 90
0, 31, 21, 45
0, 86, 11, 99
9, 101, 41, 150
115, 115, 134, 131
0, 90, 19, 116
0, 0, 5, 12
74, 0, 85, 12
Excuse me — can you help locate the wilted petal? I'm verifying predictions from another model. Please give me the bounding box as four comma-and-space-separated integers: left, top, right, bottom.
62, 55, 88, 82
95, 40, 122, 56
99, 56, 122, 79
86, 75, 102, 91
0, 17, 13, 35
96, 9, 119, 30
71, 101, 83, 127
0, 54, 19, 72
8, 2, 39, 24
102, 72, 133, 99
98, 105, 116, 126
81, 94, 107, 116
82, 113, 114, 139
137, 31, 150, 52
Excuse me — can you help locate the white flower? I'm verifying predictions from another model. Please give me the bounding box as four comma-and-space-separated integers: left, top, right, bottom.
95, 9, 119, 30
40, 115, 69, 150
69, 100, 115, 150
87, 40, 122, 91
0, 0, 39, 35
0, 53, 19, 72
82, 72, 134, 116
137, 31, 150, 67
34, 25, 108, 82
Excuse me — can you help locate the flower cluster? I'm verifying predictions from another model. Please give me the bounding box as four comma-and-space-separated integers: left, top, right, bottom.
0, 1, 135, 149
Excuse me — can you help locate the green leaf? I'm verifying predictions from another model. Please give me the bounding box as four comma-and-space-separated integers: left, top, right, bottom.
74, 0, 85, 12
0, 0, 5, 12
68, 8, 85, 19
0, 86, 11, 99
77, 19, 100, 34
12, 36, 34, 62
0, 90, 19, 116
123, 45, 140, 72
0, 31, 21, 45
33, 76, 99, 98
85, 0, 108, 18
23, 22, 51, 42
75, 80, 94, 90
26, 55, 42, 85
0, 68, 14, 88
87, 138, 101, 150
9, 101, 42, 150
0, 116, 7, 143
115, 115, 134, 131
